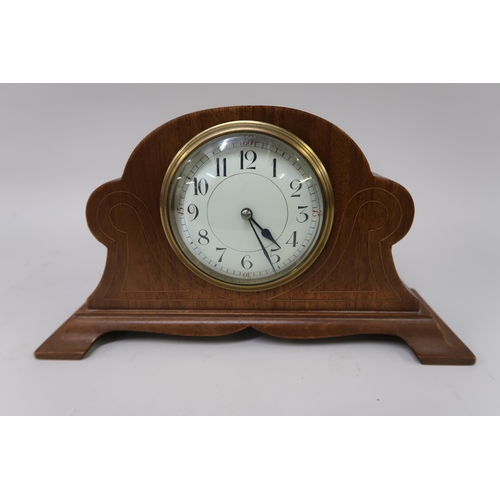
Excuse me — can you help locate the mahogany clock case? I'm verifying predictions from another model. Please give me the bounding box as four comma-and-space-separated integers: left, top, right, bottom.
34, 105, 475, 365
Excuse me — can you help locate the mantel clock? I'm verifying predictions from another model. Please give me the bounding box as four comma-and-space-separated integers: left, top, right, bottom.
35, 106, 475, 364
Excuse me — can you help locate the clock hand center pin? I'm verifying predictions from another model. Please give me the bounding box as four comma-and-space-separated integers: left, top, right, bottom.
241, 208, 252, 220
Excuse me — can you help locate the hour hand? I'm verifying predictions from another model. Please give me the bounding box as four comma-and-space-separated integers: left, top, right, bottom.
249, 217, 281, 249
248, 219, 277, 273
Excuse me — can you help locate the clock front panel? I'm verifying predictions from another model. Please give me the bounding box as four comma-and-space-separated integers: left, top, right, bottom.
87, 106, 420, 313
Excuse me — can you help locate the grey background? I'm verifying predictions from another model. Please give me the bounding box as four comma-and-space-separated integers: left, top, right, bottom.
1, 83, 499, 415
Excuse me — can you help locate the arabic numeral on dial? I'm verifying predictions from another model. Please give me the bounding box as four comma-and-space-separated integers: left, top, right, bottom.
240, 150, 257, 169
286, 231, 298, 247
270, 248, 281, 264
241, 254, 253, 269
216, 247, 227, 262
198, 229, 210, 245
290, 179, 302, 197
216, 158, 227, 177
187, 203, 199, 221
193, 177, 208, 196
297, 206, 309, 223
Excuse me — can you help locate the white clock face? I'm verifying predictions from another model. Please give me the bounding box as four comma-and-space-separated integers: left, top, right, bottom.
161, 121, 333, 291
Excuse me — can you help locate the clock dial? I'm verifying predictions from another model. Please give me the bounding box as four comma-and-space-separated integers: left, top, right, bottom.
160, 121, 334, 291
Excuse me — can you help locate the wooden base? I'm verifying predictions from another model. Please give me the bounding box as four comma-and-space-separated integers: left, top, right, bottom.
35, 290, 475, 365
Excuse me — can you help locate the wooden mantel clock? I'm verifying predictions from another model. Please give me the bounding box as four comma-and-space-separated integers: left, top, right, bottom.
35, 106, 475, 364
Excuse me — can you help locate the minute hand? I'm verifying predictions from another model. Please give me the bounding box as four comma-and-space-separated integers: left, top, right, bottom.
249, 217, 281, 249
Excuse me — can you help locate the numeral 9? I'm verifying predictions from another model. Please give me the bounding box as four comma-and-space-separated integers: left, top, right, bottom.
187, 204, 199, 221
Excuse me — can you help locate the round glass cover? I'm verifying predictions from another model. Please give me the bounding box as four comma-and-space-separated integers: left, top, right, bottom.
160, 121, 334, 291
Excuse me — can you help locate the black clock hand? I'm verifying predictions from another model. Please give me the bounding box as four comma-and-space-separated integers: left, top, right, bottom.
249, 217, 281, 249
248, 218, 277, 273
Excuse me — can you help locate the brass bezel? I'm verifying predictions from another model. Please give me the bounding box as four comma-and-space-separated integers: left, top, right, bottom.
160, 120, 334, 292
